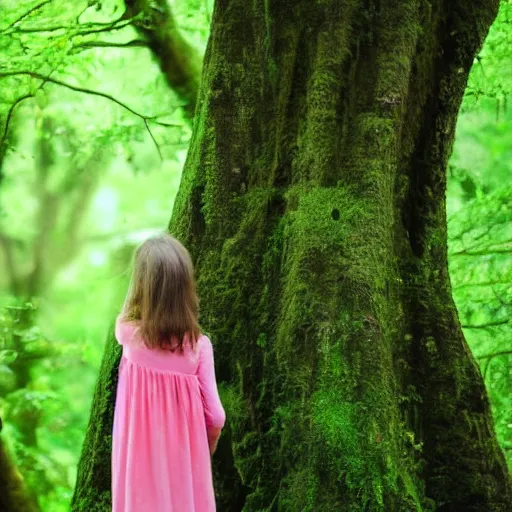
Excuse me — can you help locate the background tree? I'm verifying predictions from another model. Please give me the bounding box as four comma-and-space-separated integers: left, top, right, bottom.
0, 417, 38, 512
73, 0, 512, 511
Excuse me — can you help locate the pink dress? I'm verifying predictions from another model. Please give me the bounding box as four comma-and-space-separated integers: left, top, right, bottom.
112, 318, 226, 512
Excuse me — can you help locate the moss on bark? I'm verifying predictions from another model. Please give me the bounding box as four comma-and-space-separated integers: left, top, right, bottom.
71, 329, 121, 511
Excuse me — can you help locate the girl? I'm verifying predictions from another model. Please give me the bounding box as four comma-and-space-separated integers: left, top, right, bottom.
112, 233, 225, 512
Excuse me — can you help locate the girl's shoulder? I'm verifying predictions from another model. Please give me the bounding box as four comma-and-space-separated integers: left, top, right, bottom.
115, 315, 140, 346
196, 333, 212, 346
115, 316, 210, 354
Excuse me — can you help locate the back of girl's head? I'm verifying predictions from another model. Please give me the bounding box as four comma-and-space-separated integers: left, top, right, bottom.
122, 233, 200, 350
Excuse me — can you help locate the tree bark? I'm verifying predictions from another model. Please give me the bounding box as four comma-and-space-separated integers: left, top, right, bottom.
124, 0, 202, 120
74, 0, 512, 510
71, 331, 122, 512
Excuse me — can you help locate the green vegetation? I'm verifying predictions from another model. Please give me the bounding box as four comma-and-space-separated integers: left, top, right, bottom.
0, 0, 510, 510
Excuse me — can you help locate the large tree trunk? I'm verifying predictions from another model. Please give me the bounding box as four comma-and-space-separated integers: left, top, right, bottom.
170, 0, 511, 510
73, 0, 512, 510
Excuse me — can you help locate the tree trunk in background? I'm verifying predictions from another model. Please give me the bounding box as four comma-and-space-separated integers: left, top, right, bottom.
0, 422, 39, 512
73, 0, 512, 510
124, 0, 201, 120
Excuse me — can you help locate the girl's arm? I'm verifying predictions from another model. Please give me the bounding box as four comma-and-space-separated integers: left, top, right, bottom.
197, 336, 226, 454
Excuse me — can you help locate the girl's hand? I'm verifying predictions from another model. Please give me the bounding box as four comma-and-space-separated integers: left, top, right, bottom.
207, 426, 222, 455
209, 439, 218, 455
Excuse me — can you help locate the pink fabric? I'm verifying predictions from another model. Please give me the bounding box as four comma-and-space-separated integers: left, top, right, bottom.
112, 318, 225, 512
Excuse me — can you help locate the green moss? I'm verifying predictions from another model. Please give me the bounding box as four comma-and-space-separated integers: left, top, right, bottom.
70, 329, 122, 511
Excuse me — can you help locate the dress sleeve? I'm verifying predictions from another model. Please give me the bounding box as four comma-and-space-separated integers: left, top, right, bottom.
115, 316, 134, 345
197, 336, 226, 430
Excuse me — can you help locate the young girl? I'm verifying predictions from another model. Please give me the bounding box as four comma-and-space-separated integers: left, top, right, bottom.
112, 234, 225, 512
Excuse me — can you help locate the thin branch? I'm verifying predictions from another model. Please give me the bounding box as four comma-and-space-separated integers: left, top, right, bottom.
70, 39, 148, 52
491, 286, 512, 307
0, 69, 180, 121
454, 280, 512, 290
4, 0, 53, 31
477, 350, 512, 380
449, 218, 511, 242
461, 319, 510, 329
461, 249, 512, 257
2, 16, 136, 36
0, 71, 184, 158
70, 18, 139, 38
144, 119, 162, 160
75, 3, 93, 25
1, 93, 34, 151
0, 82, 45, 185
452, 245, 512, 257
478, 350, 512, 360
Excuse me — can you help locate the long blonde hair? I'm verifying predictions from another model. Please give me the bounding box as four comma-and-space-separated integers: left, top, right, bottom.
121, 233, 200, 351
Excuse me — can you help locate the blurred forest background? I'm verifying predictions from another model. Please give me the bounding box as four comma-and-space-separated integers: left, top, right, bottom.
0, 0, 510, 510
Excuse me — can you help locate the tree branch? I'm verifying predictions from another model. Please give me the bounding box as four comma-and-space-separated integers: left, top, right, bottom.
477, 350, 512, 381
478, 350, 512, 360
0, 71, 185, 159
461, 319, 510, 329
124, 0, 201, 121
143, 118, 162, 160
2, 16, 136, 36
1, 93, 36, 188
3, 0, 53, 31
452, 242, 512, 257
70, 39, 149, 52
1, 93, 34, 155
491, 286, 512, 307
454, 280, 512, 290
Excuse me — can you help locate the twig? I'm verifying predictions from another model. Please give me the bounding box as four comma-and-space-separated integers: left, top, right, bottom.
454, 280, 512, 290
452, 244, 512, 257
477, 350, 512, 380
4, 0, 53, 31
478, 350, 512, 360
75, 3, 92, 25
1, 93, 34, 150
491, 287, 512, 307
461, 319, 510, 329
70, 39, 148, 52
2, 16, 136, 36
144, 119, 162, 160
